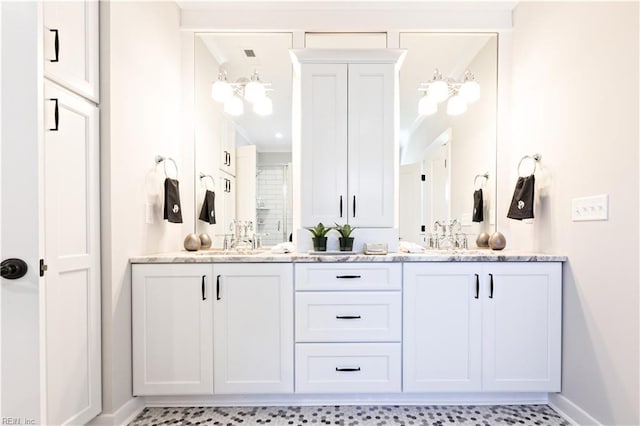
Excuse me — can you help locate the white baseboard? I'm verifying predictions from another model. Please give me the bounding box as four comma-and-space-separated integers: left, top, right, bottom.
87, 397, 145, 426
143, 392, 549, 407
548, 393, 602, 426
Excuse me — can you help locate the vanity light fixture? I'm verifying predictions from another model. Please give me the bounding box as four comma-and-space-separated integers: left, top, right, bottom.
418, 68, 480, 116
212, 70, 273, 116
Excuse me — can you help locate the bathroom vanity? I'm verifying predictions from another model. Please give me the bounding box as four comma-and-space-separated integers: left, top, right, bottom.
130, 252, 564, 403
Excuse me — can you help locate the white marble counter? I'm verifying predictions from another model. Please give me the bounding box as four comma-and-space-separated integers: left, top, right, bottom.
130, 249, 567, 264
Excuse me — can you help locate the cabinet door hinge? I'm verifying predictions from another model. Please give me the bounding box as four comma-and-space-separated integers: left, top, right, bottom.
39, 259, 48, 277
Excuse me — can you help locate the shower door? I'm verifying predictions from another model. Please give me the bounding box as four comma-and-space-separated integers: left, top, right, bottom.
256, 164, 292, 246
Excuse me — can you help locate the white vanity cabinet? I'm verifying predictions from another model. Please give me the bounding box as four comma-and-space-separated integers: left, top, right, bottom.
403, 262, 562, 393
132, 264, 214, 395
213, 263, 294, 394
43, 0, 99, 102
293, 50, 403, 228
294, 263, 402, 393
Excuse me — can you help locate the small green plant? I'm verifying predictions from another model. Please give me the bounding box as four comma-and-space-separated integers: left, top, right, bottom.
334, 223, 357, 238
306, 222, 332, 238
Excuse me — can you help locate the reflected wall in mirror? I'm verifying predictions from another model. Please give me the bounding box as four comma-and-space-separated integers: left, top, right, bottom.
398, 33, 498, 245
194, 33, 293, 248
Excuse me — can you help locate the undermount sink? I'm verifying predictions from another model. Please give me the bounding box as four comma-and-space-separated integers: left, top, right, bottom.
193, 249, 266, 256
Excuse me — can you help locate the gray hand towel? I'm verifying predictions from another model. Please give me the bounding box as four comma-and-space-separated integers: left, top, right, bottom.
163, 178, 183, 223
507, 174, 535, 220
199, 190, 216, 225
472, 189, 484, 222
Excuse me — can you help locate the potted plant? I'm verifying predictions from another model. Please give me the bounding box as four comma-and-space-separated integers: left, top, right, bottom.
306, 222, 332, 251
335, 223, 356, 251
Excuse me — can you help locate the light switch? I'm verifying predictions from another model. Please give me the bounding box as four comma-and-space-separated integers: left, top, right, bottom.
571, 194, 608, 221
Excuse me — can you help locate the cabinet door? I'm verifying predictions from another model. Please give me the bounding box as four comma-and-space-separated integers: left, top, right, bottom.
217, 173, 236, 233
403, 263, 482, 392
482, 263, 562, 392
300, 63, 348, 227
347, 63, 395, 227
213, 264, 294, 394
219, 117, 236, 176
132, 264, 214, 395
43, 1, 98, 102
43, 82, 101, 424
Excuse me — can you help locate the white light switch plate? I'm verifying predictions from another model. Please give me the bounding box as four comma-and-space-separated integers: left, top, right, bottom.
572, 194, 608, 221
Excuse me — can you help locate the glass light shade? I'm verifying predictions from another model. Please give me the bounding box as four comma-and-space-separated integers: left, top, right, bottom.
224, 95, 243, 116
253, 96, 273, 116
211, 80, 232, 103
244, 81, 266, 103
418, 95, 437, 116
446, 94, 467, 116
429, 80, 450, 103
460, 80, 480, 103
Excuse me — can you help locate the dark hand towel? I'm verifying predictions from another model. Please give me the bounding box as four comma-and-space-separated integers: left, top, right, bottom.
472, 189, 484, 222
507, 174, 535, 220
163, 178, 183, 223
198, 190, 216, 225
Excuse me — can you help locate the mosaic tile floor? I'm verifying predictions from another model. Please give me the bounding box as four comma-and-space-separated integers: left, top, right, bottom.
130, 404, 570, 426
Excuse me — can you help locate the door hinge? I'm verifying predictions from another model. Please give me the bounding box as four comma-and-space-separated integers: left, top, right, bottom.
421, 225, 426, 232
421, 174, 426, 181
39, 259, 48, 277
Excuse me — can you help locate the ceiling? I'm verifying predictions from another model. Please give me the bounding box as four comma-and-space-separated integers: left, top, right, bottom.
199, 32, 493, 153
200, 33, 293, 152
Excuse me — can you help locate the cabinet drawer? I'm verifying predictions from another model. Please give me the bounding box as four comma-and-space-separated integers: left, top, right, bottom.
295, 343, 401, 393
295, 263, 401, 291
296, 292, 401, 342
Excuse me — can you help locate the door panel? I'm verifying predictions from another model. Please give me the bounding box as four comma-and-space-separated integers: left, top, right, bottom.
403, 263, 482, 392
482, 263, 562, 392
301, 63, 348, 226
43, 1, 98, 102
43, 81, 100, 424
347, 63, 395, 227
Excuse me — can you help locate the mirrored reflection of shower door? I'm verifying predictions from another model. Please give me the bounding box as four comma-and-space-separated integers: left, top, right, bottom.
256, 164, 292, 246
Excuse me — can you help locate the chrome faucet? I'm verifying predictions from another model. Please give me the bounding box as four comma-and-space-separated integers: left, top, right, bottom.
228, 220, 256, 251
432, 219, 467, 250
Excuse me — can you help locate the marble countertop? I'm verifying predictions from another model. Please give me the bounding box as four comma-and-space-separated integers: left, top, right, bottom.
130, 249, 567, 264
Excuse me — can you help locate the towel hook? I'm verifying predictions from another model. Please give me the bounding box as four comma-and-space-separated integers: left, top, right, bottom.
474, 172, 489, 190
517, 154, 541, 177
155, 155, 178, 179
199, 172, 215, 191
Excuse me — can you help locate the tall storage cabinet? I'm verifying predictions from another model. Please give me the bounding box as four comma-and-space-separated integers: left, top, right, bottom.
293, 49, 404, 231
41, 2, 101, 424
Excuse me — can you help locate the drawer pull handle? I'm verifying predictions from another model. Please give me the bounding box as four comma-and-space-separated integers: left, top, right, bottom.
336, 367, 361, 372
336, 315, 361, 320
216, 275, 221, 300
336, 275, 361, 279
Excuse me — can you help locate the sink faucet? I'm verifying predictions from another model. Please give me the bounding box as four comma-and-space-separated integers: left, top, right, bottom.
432, 219, 466, 249
228, 220, 256, 251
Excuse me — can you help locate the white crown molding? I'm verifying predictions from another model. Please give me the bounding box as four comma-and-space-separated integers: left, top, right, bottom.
180, 2, 514, 31
290, 48, 406, 64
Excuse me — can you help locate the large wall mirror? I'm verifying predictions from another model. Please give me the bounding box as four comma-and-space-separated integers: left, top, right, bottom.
398, 33, 498, 243
193, 32, 497, 248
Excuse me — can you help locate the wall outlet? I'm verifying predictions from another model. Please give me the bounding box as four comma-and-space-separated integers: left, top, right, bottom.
571, 194, 608, 221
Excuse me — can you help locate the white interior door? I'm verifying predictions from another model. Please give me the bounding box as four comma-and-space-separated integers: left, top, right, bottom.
43, 81, 101, 425
235, 145, 256, 224
423, 140, 450, 227
399, 162, 422, 243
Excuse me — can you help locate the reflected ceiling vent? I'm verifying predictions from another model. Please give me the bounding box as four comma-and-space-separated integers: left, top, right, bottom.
243, 49, 256, 58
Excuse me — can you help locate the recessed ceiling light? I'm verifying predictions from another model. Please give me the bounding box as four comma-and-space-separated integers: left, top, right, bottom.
275, 132, 283, 139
